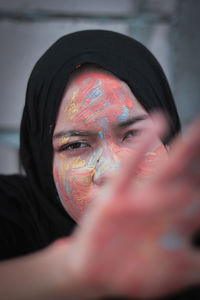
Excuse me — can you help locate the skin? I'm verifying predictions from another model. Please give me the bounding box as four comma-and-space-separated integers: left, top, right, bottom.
53, 66, 168, 222
0, 67, 200, 300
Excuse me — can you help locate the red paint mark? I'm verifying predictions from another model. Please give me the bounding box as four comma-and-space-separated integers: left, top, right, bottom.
68, 71, 133, 128
75, 64, 81, 69
125, 97, 133, 109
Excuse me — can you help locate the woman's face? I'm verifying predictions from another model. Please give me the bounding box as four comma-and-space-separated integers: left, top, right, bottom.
53, 66, 167, 222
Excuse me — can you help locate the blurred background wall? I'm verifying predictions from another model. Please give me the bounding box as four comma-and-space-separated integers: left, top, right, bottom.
0, 0, 200, 174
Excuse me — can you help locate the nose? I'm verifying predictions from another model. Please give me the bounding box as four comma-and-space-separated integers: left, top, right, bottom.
92, 173, 107, 186
92, 155, 120, 187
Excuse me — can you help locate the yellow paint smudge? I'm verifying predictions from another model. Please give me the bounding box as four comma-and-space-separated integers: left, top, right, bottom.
146, 152, 156, 156
77, 175, 93, 185
71, 157, 86, 168
62, 161, 70, 171
65, 87, 80, 120
60, 136, 69, 146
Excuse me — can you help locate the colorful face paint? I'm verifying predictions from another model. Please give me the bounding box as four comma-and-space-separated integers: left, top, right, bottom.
53, 66, 167, 222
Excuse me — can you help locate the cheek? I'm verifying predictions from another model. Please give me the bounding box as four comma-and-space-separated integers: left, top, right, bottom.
53, 156, 96, 221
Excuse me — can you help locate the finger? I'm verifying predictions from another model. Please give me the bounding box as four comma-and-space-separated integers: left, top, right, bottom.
156, 116, 200, 184
179, 192, 200, 236
186, 249, 200, 286
114, 112, 168, 194
157, 174, 200, 221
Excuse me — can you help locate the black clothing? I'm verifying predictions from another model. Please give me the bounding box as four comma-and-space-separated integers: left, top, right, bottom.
0, 174, 75, 260
0, 30, 199, 299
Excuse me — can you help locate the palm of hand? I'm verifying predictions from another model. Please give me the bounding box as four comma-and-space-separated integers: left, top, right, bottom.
67, 115, 200, 299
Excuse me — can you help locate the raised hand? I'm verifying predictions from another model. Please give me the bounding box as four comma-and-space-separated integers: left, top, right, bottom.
64, 114, 200, 299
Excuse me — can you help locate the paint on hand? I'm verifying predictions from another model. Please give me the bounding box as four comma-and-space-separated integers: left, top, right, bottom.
136, 144, 168, 180
184, 198, 200, 219
160, 232, 186, 250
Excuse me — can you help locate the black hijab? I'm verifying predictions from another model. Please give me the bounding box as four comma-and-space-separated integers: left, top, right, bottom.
18, 30, 182, 245
20, 29, 180, 214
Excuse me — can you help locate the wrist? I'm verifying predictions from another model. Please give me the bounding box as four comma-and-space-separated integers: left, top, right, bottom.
53, 238, 101, 300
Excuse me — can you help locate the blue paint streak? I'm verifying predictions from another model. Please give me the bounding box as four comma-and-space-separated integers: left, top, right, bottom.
87, 100, 110, 110
101, 117, 109, 130
88, 153, 96, 165
87, 86, 103, 101
99, 131, 104, 140
94, 160, 121, 180
184, 200, 200, 219
64, 181, 71, 197
160, 233, 186, 250
88, 150, 102, 165
117, 106, 129, 122
110, 161, 121, 171
55, 181, 63, 201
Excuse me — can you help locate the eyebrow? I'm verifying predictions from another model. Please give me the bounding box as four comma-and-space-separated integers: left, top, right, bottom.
53, 130, 94, 139
53, 114, 148, 140
116, 114, 148, 128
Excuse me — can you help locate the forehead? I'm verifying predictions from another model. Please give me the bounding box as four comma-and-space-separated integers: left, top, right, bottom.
55, 66, 146, 129
65, 67, 131, 100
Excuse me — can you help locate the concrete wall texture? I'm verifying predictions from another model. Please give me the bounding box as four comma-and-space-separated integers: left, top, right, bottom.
0, 0, 199, 174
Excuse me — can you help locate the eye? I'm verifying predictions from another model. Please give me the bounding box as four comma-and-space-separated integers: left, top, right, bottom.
59, 142, 90, 152
122, 129, 140, 141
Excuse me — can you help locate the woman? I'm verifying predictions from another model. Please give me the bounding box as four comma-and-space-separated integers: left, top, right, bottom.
0, 30, 200, 299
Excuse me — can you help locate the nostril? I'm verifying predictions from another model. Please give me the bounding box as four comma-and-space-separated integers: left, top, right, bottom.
92, 174, 107, 186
